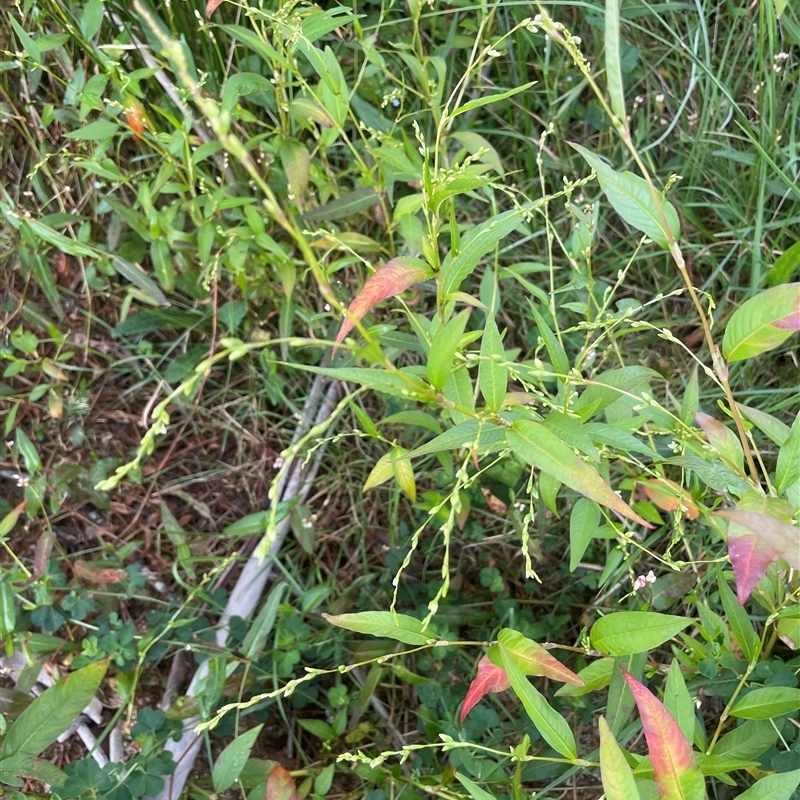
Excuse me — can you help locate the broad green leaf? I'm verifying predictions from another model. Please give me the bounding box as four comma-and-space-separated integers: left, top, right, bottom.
713, 720, 779, 761
322, 611, 432, 645
408, 421, 506, 459
280, 139, 311, 210
622, 670, 706, 800
729, 687, 800, 720
460, 654, 511, 722
213, 724, 263, 792
590, 612, 692, 656
507, 420, 651, 528
221, 72, 272, 113
607, 653, 646, 735
302, 188, 379, 223
427, 309, 470, 390
288, 97, 334, 127
569, 497, 601, 571
499, 647, 577, 759
571, 144, 680, 248
150, 239, 174, 293
775, 410, 800, 493
722, 283, 800, 362
63, 119, 119, 140
543, 412, 599, 462
0, 577, 16, 637
575, 366, 659, 416
363, 447, 416, 500
450, 81, 537, 118
694, 753, 759, 776
12, 428, 42, 475
716, 565, 759, 661
584, 422, 659, 459
297, 365, 430, 400
478, 315, 507, 411
556, 657, 615, 697
1, 661, 107, 758
442, 367, 475, 424
334, 257, 432, 348
664, 660, 695, 744
599, 716, 641, 800
604, 0, 626, 122
737, 404, 791, 446
733, 768, 800, 800
429, 172, 494, 213
441, 207, 527, 296
456, 772, 498, 800
222, 25, 288, 67
494, 629, 583, 686
767, 240, 800, 285
300, 6, 357, 42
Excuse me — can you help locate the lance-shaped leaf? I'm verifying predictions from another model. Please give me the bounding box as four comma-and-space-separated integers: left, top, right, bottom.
599, 715, 641, 800
507, 420, 652, 528
266, 765, 298, 800
461, 654, 511, 722
640, 479, 699, 520
322, 611, 432, 645
694, 412, 744, 474
722, 283, 800, 362
571, 144, 680, 249
491, 629, 584, 687
621, 670, 706, 800
334, 257, 432, 348
715, 510, 800, 603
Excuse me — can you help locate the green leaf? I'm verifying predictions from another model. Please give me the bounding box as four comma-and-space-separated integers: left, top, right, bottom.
322, 611, 432, 645
569, 498, 601, 571
1, 661, 107, 758
221, 72, 272, 113
729, 687, 800, 720
456, 772, 498, 800
507, 420, 651, 528
713, 720, 779, 761
441, 207, 527, 296
450, 81, 537, 118
302, 188, 379, 223
494, 629, 583, 686
767, 240, 800, 285
12, 428, 42, 475
716, 565, 759, 662
737, 404, 791, 446
722, 283, 800, 362
590, 612, 692, 656
775, 410, 800, 493
442, 367, 475, 424
571, 144, 680, 248
222, 24, 288, 67
63, 119, 119, 140
604, 0, 626, 122
408, 421, 506, 459
733, 769, 800, 800
556, 657, 615, 697
498, 647, 577, 759
663, 660, 695, 744
280, 139, 311, 208
478, 315, 507, 411
531, 306, 569, 377
575, 366, 659, 417
599, 716, 641, 800
427, 309, 470, 390
212, 724, 263, 793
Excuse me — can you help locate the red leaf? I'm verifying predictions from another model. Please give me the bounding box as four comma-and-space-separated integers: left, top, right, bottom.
495, 629, 584, 687
334, 257, 432, 350
266, 766, 297, 800
461, 655, 510, 723
716, 509, 800, 603
206, 0, 223, 17
621, 670, 703, 800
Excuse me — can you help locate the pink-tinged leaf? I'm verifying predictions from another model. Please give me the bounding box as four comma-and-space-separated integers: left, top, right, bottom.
493, 629, 584, 687
266, 766, 297, 800
461, 654, 510, 723
206, 0, 223, 16
715, 510, 800, 603
694, 412, 744, 474
621, 670, 705, 800
334, 257, 432, 349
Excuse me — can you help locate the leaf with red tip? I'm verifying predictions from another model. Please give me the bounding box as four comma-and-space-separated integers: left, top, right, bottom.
334, 257, 432, 349
640, 479, 699, 520
716, 509, 800, 603
621, 670, 706, 800
461, 654, 510, 722
206, 0, 223, 16
694, 412, 744, 474
267, 765, 298, 800
492, 629, 584, 687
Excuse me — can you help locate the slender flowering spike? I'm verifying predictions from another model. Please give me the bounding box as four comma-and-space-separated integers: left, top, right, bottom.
461, 655, 511, 723
621, 670, 706, 800
333, 257, 432, 351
